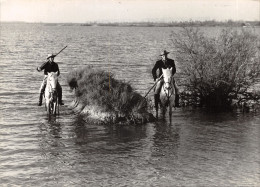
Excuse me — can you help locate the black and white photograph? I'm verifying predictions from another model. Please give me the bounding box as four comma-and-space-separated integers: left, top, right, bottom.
0, 0, 260, 186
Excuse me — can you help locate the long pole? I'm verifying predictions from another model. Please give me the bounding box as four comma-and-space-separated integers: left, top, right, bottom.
144, 75, 163, 98
38, 46, 67, 69
51, 46, 67, 59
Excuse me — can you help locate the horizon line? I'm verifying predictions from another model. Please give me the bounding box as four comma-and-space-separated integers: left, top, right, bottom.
1, 19, 260, 24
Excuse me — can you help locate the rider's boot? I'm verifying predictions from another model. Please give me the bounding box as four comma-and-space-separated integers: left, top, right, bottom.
58, 88, 64, 105
154, 94, 160, 110
38, 92, 43, 106
59, 100, 64, 105
175, 94, 180, 107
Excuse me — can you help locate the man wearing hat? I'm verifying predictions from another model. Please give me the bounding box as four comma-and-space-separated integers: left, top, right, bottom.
36, 54, 64, 106
152, 50, 180, 110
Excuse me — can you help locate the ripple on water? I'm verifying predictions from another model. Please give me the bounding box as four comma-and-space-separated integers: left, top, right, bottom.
1, 24, 260, 186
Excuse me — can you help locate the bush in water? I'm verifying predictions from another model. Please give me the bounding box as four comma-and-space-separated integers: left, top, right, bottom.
171, 27, 260, 109
67, 67, 149, 121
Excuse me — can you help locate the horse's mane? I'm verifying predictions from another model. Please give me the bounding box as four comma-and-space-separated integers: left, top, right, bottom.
48, 72, 58, 78
47, 72, 58, 87
162, 68, 172, 77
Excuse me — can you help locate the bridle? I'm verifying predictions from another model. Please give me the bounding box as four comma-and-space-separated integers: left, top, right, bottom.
162, 75, 174, 100
48, 75, 57, 102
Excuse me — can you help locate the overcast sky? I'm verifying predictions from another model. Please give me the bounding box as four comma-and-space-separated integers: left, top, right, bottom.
0, 0, 259, 23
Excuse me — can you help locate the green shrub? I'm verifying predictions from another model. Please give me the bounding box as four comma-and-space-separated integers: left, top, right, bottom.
171, 27, 260, 108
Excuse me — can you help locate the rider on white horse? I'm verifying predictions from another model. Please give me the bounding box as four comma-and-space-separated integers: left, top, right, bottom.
36, 54, 64, 106
152, 50, 180, 110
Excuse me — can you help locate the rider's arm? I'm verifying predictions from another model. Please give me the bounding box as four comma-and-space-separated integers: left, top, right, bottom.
171, 60, 176, 75
36, 67, 41, 72
57, 64, 60, 76
152, 61, 159, 81
36, 62, 47, 72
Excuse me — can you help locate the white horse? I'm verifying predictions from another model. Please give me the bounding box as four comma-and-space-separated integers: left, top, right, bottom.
45, 72, 59, 115
158, 68, 176, 122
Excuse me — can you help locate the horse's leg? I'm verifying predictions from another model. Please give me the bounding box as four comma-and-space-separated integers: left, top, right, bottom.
53, 102, 55, 115
51, 100, 54, 115
43, 94, 47, 111
49, 102, 51, 114
154, 94, 159, 119
56, 101, 59, 116
162, 105, 166, 119
169, 102, 172, 124
44, 93, 47, 111
57, 96, 59, 116
45, 91, 50, 115
46, 101, 50, 115
48, 99, 52, 116
49, 103, 52, 115
53, 102, 57, 115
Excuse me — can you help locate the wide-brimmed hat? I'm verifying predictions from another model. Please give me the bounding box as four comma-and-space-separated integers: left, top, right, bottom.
47, 54, 55, 59
160, 50, 170, 56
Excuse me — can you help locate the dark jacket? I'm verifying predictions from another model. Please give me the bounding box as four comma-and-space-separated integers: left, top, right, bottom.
39, 61, 60, 76
152, 58, 176, 81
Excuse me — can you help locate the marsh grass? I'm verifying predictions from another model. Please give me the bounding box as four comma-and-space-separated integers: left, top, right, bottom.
171, 27, 260, 109
67, 66, 149, 120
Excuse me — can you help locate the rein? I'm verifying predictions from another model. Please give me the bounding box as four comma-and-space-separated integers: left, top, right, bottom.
162, 76, 174, 99
47, 75, 57, 101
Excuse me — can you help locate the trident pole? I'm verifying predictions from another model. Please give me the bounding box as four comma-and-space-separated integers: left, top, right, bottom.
51, 46, 67, 59
144, 75, 163, 98
39, 46, 68, 69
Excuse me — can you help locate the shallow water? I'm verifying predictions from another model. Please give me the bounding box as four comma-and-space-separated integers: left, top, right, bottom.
0, 23, 260, 186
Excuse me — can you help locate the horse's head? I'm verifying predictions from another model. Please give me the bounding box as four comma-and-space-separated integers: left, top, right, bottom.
162, 68, 173, 90
47, 72, 58, 92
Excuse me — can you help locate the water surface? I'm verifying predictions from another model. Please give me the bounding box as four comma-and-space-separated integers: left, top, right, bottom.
0, 23, 259, 186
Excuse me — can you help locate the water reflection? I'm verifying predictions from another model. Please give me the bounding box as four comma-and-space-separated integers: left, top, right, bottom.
152, 121, 181, 158
32, 108, 260, 186
71, 115, 150, 154
38, 117, 64, 160
70, 115, 91, 145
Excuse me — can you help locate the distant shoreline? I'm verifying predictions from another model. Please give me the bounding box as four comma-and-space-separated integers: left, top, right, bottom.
80, 21, 260, 27
1, 20, 260, 27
